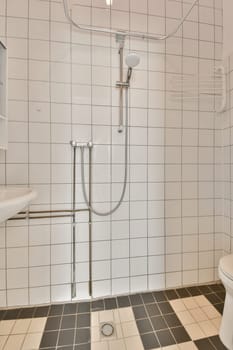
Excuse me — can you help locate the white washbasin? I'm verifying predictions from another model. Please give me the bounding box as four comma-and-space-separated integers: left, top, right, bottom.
0, 186, 37, 223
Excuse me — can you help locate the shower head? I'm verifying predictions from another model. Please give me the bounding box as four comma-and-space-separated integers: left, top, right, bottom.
125, 53, 140, 68
125, 53, 140, 84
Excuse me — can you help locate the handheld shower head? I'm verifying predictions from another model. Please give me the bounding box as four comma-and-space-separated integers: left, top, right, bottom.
125, 53, 140, 84
125, 53, 140, 68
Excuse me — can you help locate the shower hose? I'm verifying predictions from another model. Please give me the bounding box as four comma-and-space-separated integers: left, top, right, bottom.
80, 88, 129, 216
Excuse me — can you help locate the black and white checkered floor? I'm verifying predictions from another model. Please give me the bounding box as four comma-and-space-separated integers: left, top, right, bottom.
0, 284, 227, 349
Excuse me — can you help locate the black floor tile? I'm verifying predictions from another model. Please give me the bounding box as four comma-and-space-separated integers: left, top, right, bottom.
104, 298, 117, 310
45, 316, 61, 331
75, 328, 90, 345
91, 300, 104, 312
130, 294, 143, 306
77, 303, 90, 314
141, 292, 155, 304
198, 285, 212, 294
133, 305, 147, 319
141, 332, 160, 349
164, 313, 182, 328
19, 307, 35, 319
150, 316, 167, 331
3, 308, 21, 320
158, 302, 174, 315
153, 291, 167, 302
58, 329, 75, 347
187, 286, 202, 296
0, 310, 5, 320
205, 293, 222, 305
214, 303, 224, 315
171, 326, 191, 343
209, 284, 224, 293
195, 338, 216, 350
40, 331, 59, 348
63, 303, 77, 315
77, 314, 90, 328
165, 290, 179, 300
117, 295, 130, 308
215, 291, 226, 302
57, 346, 73, 350
176, 288, 190, 298
49, 304, 64, 316
74, 343, 91, 350
156, 329, 176, 347
209, 335, 228, 350
60, 315, 76, 329
146, 303, 161, 317
35, 306, 50, 318
136, 318, 153, 334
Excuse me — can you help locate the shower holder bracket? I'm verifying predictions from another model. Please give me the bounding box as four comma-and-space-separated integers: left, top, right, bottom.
115, 32, 126, 49
116, 81, 129, 88
70, 140, 93, 148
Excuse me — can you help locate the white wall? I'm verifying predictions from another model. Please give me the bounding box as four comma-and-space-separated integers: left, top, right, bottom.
223, 0, 233, 58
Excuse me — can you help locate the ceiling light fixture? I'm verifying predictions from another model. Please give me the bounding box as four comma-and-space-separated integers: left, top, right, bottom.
106, 0, 113, 6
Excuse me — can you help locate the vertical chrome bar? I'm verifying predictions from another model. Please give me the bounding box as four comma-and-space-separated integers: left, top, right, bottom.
71, 146, 77, 299
88, 146, 93, 297
118, 46, 124, 133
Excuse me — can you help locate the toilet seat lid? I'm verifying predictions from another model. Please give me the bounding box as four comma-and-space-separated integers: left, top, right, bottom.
219, 255, 233, 281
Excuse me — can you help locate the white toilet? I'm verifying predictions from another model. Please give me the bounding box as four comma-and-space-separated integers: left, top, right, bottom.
219, 254, 233, 350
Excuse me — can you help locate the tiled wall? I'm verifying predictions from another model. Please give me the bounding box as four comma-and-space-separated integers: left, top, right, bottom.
222, 54, 233, 256
0, 0, 223, 308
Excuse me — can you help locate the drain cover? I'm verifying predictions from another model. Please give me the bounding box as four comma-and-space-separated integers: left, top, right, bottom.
100, 323, 114, 337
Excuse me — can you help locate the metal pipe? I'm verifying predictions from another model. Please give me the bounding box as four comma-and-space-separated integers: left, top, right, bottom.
62, 0, 199, 42
71, 146, 77, 299
118, 46, 124, 133
9, 214, 75, 221
88, 146, 92, 297
14, 209, 89, 215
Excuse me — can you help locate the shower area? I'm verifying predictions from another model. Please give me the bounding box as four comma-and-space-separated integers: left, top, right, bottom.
0, 0, 224, 308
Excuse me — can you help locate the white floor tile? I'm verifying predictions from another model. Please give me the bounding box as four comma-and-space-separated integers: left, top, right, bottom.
193, 296, 210, 307
115, 324, 123, 339
11, 319, 31, 334
113, 309, 120, 324
189, 308, 208, 322
118, 308, 134, 323
28, 318, 46, 333
92, 326, 100, 342
22, 332, 42, 350
162, 345, 179, 350
198, 320, 218, 337
92, 341, 109, 350
178, 341, 198, 349
184, 323, 206, 340
202, 305, 221, 320
4, 334, 25, 350
0, 321, 15, 336
0, 336, 7, 350
169, 300, 186, 313
99, 310, 114, 323
121, 321, 139, 338
108, 339, 126, 350
177, 310, 195, 325
211, 317, 221, 330
92, 312, 99, 327
182, 298, 199, 310
125, 336, 144, 350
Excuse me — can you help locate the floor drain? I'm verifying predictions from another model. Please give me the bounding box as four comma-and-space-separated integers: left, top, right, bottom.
100, 323, 115, 337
